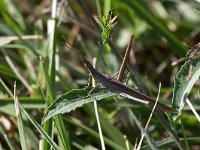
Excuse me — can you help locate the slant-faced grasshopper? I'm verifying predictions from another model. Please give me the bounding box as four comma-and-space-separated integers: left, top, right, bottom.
66, 43, 176, 112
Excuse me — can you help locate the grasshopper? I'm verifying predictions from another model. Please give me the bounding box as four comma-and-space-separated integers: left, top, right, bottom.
66, 43, 176, 112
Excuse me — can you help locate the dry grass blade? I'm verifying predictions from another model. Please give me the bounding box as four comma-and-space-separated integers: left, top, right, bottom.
92, 58, 106, 150
117, 35, 134, 82
136, 83, 161, 150
3, 50, 32, 93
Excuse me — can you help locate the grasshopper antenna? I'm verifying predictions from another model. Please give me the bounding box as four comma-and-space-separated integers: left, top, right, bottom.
65, 41, 81, 56
65, 40, 85, 61
65, 40, 94, 71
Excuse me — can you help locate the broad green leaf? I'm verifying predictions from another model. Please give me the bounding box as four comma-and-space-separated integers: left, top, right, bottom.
43, 88, 115, 122
172, 55, 200, 120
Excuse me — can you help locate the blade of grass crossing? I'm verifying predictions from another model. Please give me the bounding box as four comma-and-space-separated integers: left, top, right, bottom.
142, 137, 200, 149
84, 104, 131, 148
46, 0, 71, 149
0, 142, 2, 149
180, 121, 189, 149
0, 22, 42, 56
54, 115, 71, 150
154, 110, 184, 150
123, 0, 187, 56
48, 0, 56, 90
20, 105, 61, 150
66, 117, 126, 150
92, 58, 106, 150
128, 109, 158, 150
13, 82, 28, 150
42, 120, 54, 150
0, 124, 15, 150
41, 57, 71, 150
0, 78, 61, 150
0, 78, 13, 97
1, 0, 26, 30
41, 57, 54, 150
136, 83, 162, 150
42, 3, 60, 148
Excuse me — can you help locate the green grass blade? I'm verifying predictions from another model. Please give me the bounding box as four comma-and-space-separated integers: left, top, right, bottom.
0, 78, 60, 150
0, 64, 16, 78
54, 115, 71, 150
84, 104, 132, 148
66, 117, 126, 150
24, 127, 39, 150
13, 82, 28, 150
128, 109, 158, 150
75, 0, 102, 33
0, 124, 15, 150
1, 0, 26, 31
172, 55, 200, 120
56, 71, 77, 89
0, 98, 44, 117
154, 110, 183, 150
0, 79, 61, 150
0, 78, 13, 97
123, 0, 187, 55
40, 56, 54, 150
142, 137, 200, 149
40, 57, 54, 104
40, 56, 56, 150
0, 21, 41, 56
42, 120, 54, 150
41, 57, 71, 150
20, 105, 61, 150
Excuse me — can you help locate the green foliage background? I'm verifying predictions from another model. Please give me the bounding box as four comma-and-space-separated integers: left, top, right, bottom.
0, 0, 200, 149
